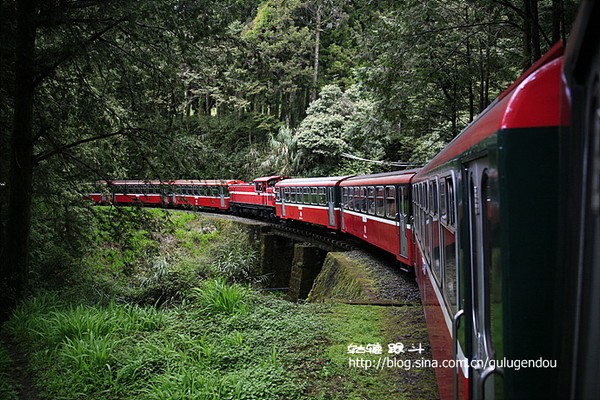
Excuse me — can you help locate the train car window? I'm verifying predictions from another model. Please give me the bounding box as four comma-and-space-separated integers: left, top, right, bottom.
367, 187, 375, 215
425, 215, 432, 262
310, 187, 317, 205
446, 177, 456, 226
284, 187, 290, 202
346, 188, 352, 210
318, 187, 326, 205
376, 186, 385, 216
442, 225, 457, 312
400, 186, 405, 216
482, 170, 503, 362
440, 178, 447, 222
400, 185, 410, 217
275, 188, 281, 202
342, 188, 348, 209
290, 188, 296, 203
432, 204, 441, 282
432, 180, 439, 215
385, 186, 396, 219
224, 187, 230, 197
357, 187, 364, 213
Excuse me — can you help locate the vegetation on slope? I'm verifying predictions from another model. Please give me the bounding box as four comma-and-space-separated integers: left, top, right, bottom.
1, 208, 437, 399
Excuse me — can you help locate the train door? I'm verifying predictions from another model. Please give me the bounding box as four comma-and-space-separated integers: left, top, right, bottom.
327, 187, 336, 226
219, 187, 226, 208
280, 187, 287, 217
465, 157, 502, 399
398, 186, 409, 258
340, 187, 346, 230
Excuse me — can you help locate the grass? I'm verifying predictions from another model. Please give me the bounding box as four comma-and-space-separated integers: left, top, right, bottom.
3, 290, 329, 399
2, 207, 436, 399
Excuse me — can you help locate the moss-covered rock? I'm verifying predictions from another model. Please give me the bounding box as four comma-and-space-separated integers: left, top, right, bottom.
307, 252, 377, 303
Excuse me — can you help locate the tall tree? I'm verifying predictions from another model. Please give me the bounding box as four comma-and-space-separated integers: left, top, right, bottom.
2, 0, 37, 319
0, 0, 236, 320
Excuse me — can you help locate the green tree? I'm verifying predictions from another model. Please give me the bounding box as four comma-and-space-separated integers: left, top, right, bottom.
295, 84, 384, 176
0, 0, 243, 320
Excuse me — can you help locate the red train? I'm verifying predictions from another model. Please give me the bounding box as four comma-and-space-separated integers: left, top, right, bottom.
87, 1, 600, 398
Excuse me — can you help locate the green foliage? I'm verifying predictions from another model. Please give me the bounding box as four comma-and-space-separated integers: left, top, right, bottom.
209, 225, 261, 284
0, 344, 18, 400
192, 279, 250, 315
295, 84, 384, 176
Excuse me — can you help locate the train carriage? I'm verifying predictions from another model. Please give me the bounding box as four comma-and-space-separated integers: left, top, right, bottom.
559, 0, 600, 397
274, 176, 352, 229
108, 179, 241, 210
170, 179, 242, 210
412, 43, 565, 400
110, 180, 165, 205
339, 170, 418, 268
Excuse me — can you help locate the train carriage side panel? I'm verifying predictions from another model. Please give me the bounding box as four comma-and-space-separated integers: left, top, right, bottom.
412, 45, 565, 400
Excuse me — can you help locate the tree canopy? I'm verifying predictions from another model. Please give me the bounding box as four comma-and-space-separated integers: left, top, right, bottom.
0, 0, 579, 316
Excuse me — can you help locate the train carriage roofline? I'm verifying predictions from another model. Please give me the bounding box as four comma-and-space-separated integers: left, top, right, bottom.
252, 175, 289, 183
417, 42, 565, 177
275, 176, 354, 187
340, 169, 420, 186
171, 179, 243, 185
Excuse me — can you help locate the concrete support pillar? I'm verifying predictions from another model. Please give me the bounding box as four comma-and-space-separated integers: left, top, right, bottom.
288, 244, 327, 302
260, 233, 295, 288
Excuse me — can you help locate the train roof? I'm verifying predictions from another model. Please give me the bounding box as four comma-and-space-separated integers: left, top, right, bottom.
252, 175, 289, 183
340, 169, 419, 186
275, 176, 353, 187
416, 42, 565, 177
109, 179, 243, 185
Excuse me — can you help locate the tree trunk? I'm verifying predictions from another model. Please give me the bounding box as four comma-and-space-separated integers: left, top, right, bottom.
311, 4, 321, 103
530, 0, 541, 61
1, 0, 36, 322
522, 0, 533, 69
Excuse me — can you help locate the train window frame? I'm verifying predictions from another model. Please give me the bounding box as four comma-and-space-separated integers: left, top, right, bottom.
367, 186, 375, 215
447, 176, 456, 226
318, 187, 326, 205
375, 186, 385, 216
347, 188, 353, 210
432, 179, 439, 216
342, 187, 348, 209
440, 177, 447, 222
311, 187, 317, 205
385, 186, 396, 219
359, 187, 366, 213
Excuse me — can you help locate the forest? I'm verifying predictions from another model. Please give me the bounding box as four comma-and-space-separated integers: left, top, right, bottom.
0, 0, 578, 344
